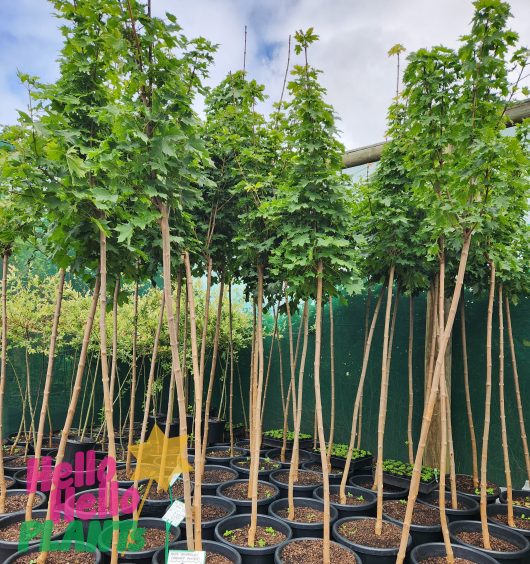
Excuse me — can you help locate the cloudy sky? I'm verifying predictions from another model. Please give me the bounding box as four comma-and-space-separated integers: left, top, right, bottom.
1, 0, 529, 150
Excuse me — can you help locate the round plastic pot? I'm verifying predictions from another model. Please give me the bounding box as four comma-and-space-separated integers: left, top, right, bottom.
0, 508, 66, 562
5, 455, 57, 478
449, 519, 530, 563
313, 484, 377, 519
63, 436, 96, 467
4, 540, 102, 564
332, 516, 412, 564
301, 460, 345, 486
4, 476, 15, 491
147, 414, 178, 437
383, 501, 442, 549
452, 474, 500, 504
274, 536, 361, 563
265, 449, 315, 469
235, 440, 267, 456
500, 489, 530, 506
268, 496, 338, 539
349, 474, 408, 500
140, 482, 194, 518
410, 542, 499, 563
487, 504, 530, 540
206, 446, 246, 467
230, 457, 282, 481
206, 419, 226, 446
0, 489, 46, 518
215, 513, 293, 564
217, 479, 279, 515
269, 469, 322, 500
98, 517, 180, 563
154, 539, 242, 563
421, 490, 480, 522
13, 469, 50, 499
197, 464, 238, 496
115, 465, 149, 492
179, 496, 236, 541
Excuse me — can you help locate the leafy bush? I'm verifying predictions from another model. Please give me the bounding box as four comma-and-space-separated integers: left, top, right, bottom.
381, 458, 438, 483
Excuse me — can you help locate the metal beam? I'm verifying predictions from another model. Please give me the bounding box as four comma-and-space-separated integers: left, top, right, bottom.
342, 97, 530, 169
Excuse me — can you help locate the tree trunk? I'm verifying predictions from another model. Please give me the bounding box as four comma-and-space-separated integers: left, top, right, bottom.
228, 283, 235, 455
479, 262, 495, 550
36, 276, 100, 564
505, 296, 530, 484
126, 281, 139, 476
0, 253, 9, 513
109, 276, 121, 412
407, 296, 414, 464
314, 261, 331, 563
339, 285, 384, 503
460, 297, 479, 487
199, 256, 213, 392
498, 285, 514, 526
25, 269, 65, 520
261, 306, 279, 421
396, 231, 472, 564
375, 265, 395, 535
158, 204, 194, 548
327, 297, 335, 468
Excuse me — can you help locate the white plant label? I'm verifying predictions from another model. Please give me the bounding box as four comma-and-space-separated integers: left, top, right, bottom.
162, 500, 186, 527
170, 472, 181, 486
167, 550, 206, 563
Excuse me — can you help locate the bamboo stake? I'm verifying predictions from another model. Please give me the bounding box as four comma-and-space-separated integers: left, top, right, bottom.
0, 252, 9, 513
228, 283, 235, 455
126, 281, 139, 476
327, 297, 335, 468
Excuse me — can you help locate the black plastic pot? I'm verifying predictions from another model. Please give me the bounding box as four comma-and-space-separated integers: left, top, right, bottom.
265, 449, 315, 469
5, 540, 102, 563
235, 440, 267, 455
230, 457, 282, 480
115, 465, 150, 491
312, 452, 373, 474
0, 489, 46, 517
179, 495, 236, 541
313, 484, 377, 519
451, 474, 500, 504
5, 454, 57, 477
380, 470, 437, 495
421, 490, 480, 522
206, 419, 226, 446
0, 508, 66, 562
4, 476, 15, 490
301, 460, 346, 485
262, 436, 313, 450
349, 474, 408, 499
140, 481, 194, 518
206, 446, 246, 467
487, 503, 530, 540
147, 414, 179, 438
269, 470, 322, 500
268, 496, 338, 539
13, 469, 50, 497
217, 479, 280, 515
154, 539, 242, 563
383, 500, 442, 549
500, 489, 530, 506
198, 464, 239, 495
63, 436, 97, 467
274, 536, 361, 563
99, 517, 180, 563
332, 516, 412, 564
449, 519, 530, 563
410, 542, 499, 563
215, 513, 293, 564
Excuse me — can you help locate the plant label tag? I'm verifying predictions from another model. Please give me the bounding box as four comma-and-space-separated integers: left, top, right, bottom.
170, 472, 181, 486
167, 550, 206, 563
162, 500, 186, 527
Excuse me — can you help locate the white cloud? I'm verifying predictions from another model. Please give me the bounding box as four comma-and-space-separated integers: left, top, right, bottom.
1, 0, 529, 149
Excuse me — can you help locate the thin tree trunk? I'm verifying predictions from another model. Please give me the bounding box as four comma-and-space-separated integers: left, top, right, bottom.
498, 284, 514, 526
460, 297, 479, 487
126, 281, 139, 476
81, 355, 99, 440
109, 276, 121, 414
339, 286, 385, 503
327, 297, 335, 468
25, 269, 65, 520
24, 331, 37, 449
396, 231, 472, 564
36, 276, 100, 564
314, 261, 331, 563
375, 265, 395, 535
260, 307, 279, 421
479, 262, 495, 550
407, 296, 414, 464
228, 283, 235, 455
199, 256, 212, 387
0, 253, 9, 513
505, 296, 530, 484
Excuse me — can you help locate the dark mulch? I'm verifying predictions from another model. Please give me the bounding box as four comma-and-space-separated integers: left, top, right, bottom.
490, 513, 530, 531
222, 482, 276, 501
383, 500, 440, 526
304, 463, 344, 475
338, 518, 402, 548
512, 494, 530, 508
268, 452, 312, 464
1, 494, 42, 514
5, 456, 33, 467
330, 492, 369, 506
277, 505, 324, 523
13, 549, 96, 563
141, 527, 176, 549
223, 524, 286, 547
206, 449, 242, 458
355, 477, 404, 493
233, 458, 281, 471
273, 470, 322, 486
452, 475, 499, 496
0, 517, 69, 542
420, 558, 475, 564
4, 447, 29, 457
428, 497, 467, 510
281, 539, 355, 563
206, 553, 232, 564
455, 530, 519, 552
116, 468, 135, 481
140, 481, 185, 500
197, 469, 236, 484
198, 503, 230, 522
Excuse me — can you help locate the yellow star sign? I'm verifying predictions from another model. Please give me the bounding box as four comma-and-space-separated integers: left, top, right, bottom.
128, 424, 192, 491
